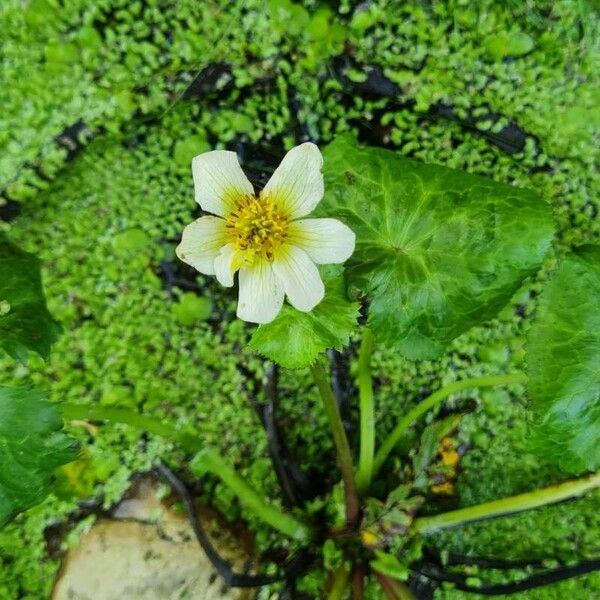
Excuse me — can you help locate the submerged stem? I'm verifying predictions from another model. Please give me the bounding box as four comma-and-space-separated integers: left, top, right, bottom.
373, 372, 527, 475
356, 327, 376, 496
413, 470, 600, 534
311, 361, 360, 528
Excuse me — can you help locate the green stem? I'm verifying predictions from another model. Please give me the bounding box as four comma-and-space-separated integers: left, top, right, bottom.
327, 564, 350, 600
195, 449, 313, 542
356, 327, 375, 496
373, 571, 417, 600
373, 372, 527, 476
413, 470, 600, 535
59, 402, 202, 453
60, 402, 313, 543
311, 362, 360, 527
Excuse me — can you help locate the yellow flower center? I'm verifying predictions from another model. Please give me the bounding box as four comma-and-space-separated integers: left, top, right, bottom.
225, 193, 289, 265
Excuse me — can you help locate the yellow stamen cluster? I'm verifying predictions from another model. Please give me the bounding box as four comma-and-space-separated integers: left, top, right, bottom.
225, 193, 289, 265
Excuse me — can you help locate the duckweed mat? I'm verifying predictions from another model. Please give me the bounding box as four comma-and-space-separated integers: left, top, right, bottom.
1, 1, 598, 598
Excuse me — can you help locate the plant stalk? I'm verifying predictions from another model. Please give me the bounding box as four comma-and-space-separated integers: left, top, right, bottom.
195, 449, 313, 542
352, 564, 365, 600
59, 402, 202, 453
327, 564, 350, 600
373, 571, 417, 600
413, 470, 600, 534
356, 327, 376, 496
60, 402, 313, 542
373, 372, 527, 475
311, 362, 360, 528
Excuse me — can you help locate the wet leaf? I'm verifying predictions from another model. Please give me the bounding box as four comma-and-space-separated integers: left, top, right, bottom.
0, 387, 77, 527
318, 135, 554, 359
527, 245, 600, 474
0, 233, 60, 361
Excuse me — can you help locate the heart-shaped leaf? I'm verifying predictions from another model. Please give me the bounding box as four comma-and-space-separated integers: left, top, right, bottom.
0, 387, 77, 527
527, 245, 600, 474
0, 233, 60, 361
317, 135, 554, 359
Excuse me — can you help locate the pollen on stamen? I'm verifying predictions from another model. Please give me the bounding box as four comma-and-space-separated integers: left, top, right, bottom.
225, 193, 289, 264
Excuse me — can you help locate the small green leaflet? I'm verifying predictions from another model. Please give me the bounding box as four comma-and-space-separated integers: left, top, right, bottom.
484, 31, 535, 61
0, 387, 77, 527
527, 246, 600, 474
249, 265, 360, 369
0, 233, 60, 361
318, 135, 554, 359
370, 550, 410, 581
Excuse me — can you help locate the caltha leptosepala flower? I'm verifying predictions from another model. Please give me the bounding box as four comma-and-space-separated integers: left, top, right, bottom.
177, 143, 355, 323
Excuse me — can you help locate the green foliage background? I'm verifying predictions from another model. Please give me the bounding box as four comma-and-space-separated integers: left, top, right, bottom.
0, 0, 598, 598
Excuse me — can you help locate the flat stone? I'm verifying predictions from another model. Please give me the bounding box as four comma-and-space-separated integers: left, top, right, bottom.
52, 478, 254, 600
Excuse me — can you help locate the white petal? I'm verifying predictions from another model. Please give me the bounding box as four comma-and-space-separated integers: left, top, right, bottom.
237, 260, 284, 324
272, 245, 324, 312
214, 243, 238, 287
192, 150, 254, 216
262, 143, 324, 219
176, 216, 226, 275
288, 218, 356, 264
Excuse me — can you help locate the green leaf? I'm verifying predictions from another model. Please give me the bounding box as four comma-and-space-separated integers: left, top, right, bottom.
0, 233, 60, 361
45, 42, 79, 66
0, 387, 77, 527
113, 228, 150, 255
484, 31, 535, 60
527, 246, 600, 474
268, 0, 310, 36
75, 26, 102, 51
172, 292, 212, 325
173, 134, 210, 166
318, 135, 554, 359
249, 265, 360, 369
370, 550, 409, 581
306, 7, 332, 40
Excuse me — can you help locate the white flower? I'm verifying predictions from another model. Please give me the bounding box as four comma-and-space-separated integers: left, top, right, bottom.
176, 143, 355, 324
